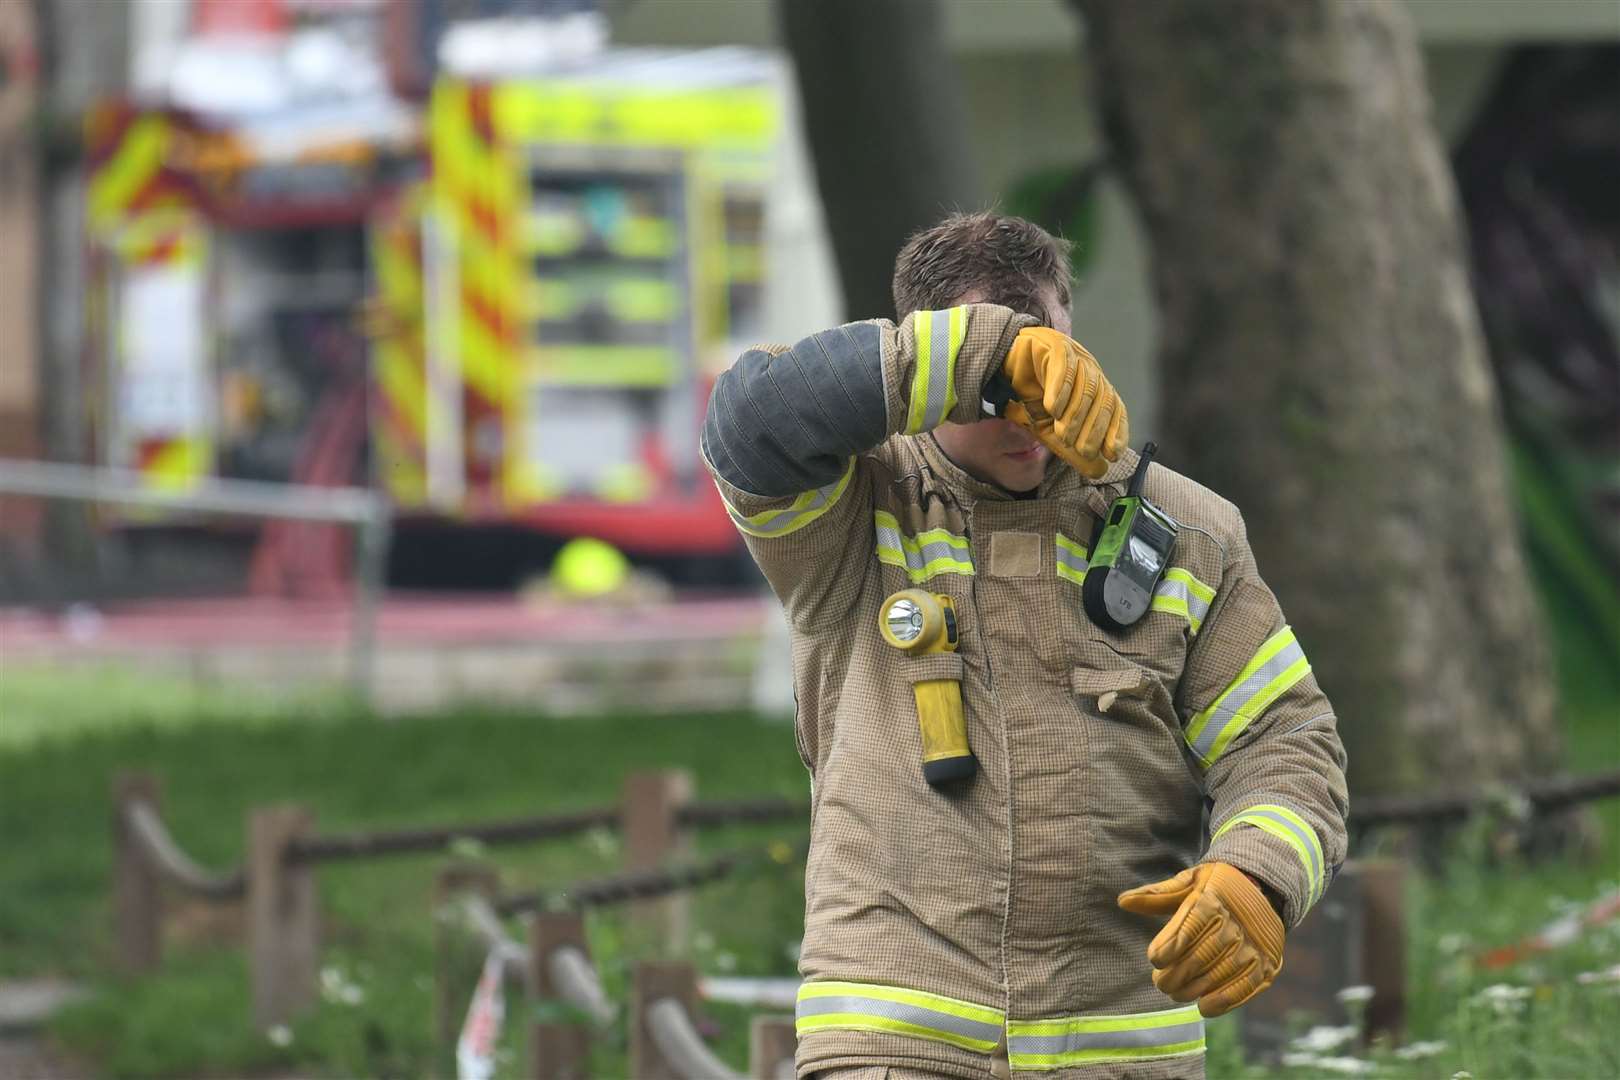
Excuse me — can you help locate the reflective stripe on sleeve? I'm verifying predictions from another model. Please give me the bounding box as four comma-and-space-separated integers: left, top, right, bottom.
904, 307, 968, 434
1007, 1004, 1206, 1070
796, 980, 1004, 1053
1213, 803, 1327, 905
1183, 626, 1310, 766
875, 510, 974, 582
720, 458, 855, 538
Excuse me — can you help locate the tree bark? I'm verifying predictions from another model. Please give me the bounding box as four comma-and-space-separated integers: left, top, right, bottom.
774, 0, 983, 320
1072, 0, 1559, 793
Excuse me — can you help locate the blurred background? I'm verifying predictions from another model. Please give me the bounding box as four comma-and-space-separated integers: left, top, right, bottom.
0, 1, 1615, 1078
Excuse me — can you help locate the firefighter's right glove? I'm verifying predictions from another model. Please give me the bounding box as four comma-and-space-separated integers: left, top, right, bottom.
1000, 327, 1128, 479
1117, 862, 1285, 1018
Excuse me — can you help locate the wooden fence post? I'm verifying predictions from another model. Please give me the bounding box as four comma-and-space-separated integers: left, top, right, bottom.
112, 771, 163, 974
247, 804, 318, 1030
1359, 859, 1408, 1043
622, 770, 694, 948
749, 1015, 797, 1080
1237, 859, 1409, 1060
530, 911, 592, 1080
433, 861, 502, 1065
631, 961, 699, 1080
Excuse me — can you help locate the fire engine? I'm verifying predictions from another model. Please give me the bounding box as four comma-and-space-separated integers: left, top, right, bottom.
82, 6, 802, 589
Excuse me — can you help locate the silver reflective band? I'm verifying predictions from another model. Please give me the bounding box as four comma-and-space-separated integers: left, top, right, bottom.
796, 981, 1005, 1053
721, 460, 854, 539
874, 511, 974, 582
1188, 633, 1308, 762
1153, 574, 1211, 628
1049, 534, 1088, 582
1009, 1019, 1206, 1056
904, 307, 966, 434
1214, 803, 1327, 905
921, 308, 954, 430
1006, 1004, 1206, 1069
796, 995, 1002, 1045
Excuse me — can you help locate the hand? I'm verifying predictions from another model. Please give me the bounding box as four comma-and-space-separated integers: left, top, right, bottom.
1000, 327, 1128, 479
1117, 862, 1285, 1017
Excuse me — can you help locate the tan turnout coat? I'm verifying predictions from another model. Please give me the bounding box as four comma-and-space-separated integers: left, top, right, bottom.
702, 305, 1349, 1079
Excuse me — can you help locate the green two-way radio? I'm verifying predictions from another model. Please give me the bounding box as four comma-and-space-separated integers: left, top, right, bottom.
1082, 442, 1179, 633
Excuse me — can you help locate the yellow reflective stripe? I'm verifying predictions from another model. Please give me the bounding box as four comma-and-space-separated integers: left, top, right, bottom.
1053, 534, 1213, 636
1184, 627, 1310, 766
1166, 567, 1215, 604
797, 980, 1003, 1054
1213, 803, 1326, 905
1150, 569, 1215, 635
874, 510, 974, 582
1055, 532, 1089, 585
905, 310, 932, 434
1007, 1004, 1205, 1070
904, 307, 967, 434
1010, 1040, 1206, 1070
720, 459, 854, 538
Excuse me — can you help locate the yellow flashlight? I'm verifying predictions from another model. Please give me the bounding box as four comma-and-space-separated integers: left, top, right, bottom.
879, 589, 976, 786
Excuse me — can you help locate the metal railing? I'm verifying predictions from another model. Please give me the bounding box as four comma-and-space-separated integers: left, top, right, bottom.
0, 458, 391, 699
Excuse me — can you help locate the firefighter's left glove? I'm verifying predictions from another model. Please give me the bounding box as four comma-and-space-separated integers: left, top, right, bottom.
1117, 862, 1284, 1018
1000, 327, 1128, 479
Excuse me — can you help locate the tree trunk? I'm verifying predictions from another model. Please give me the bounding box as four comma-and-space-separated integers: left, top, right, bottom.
774, 0, 983, 320
1072, 0, 1559, 794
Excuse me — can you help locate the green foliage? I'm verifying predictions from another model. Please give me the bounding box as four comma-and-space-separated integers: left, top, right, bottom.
1002, 162, 1104, 278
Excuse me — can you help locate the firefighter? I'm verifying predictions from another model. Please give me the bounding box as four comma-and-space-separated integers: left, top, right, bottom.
702, 212, 1348, 1079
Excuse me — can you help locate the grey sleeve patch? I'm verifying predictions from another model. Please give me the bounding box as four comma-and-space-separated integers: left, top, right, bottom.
701, 322, 885, 497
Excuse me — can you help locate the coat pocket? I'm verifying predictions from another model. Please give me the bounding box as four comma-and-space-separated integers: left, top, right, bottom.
1071, 656, 1205, 794
1070, 658, 1206, 898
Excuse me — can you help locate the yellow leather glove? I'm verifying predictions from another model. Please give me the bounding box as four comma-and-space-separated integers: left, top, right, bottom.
1117, 862, 1285, 1018
1000, 327, 1128, 479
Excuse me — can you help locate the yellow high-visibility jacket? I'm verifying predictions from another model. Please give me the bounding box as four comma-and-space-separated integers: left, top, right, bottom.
701, 304, 1349, 1080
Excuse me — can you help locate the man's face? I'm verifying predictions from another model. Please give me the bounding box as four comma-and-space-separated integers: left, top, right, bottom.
932, 284, 1071, 493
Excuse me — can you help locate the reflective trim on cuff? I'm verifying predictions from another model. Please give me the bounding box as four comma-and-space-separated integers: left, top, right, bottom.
720, 459, 855, 539
796, 980, 1004, 1054
904, 306, 968, 434
1213, 803, 1327, 906
1007, 1004, 1206, 1070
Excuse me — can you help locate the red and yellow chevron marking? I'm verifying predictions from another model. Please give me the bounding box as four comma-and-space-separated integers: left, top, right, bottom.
86, 104, 195, 233
134, 435, 209, 492
369, 185, 429, 506
430, 80, 526, 505
109, 209, 205, 267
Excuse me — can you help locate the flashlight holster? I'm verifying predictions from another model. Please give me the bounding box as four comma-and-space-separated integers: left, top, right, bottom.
878, 589, 976, 787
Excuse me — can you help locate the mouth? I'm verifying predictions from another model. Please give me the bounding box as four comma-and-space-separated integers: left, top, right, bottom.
1004, 445, 1045, 462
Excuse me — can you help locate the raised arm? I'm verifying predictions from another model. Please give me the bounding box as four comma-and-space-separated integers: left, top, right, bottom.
700, 304, 1032, 625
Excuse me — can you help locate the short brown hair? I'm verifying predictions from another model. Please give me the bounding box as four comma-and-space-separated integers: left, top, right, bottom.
892, 211, 1072, 324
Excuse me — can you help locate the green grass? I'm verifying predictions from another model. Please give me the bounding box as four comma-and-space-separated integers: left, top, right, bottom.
4, 665, 1618, 1078
0, 675, 809, 1077
0, 661, 351, 751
